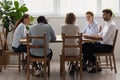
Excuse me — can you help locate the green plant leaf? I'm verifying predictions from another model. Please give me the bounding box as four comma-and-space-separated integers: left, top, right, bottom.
0, 1, 4, 8
19, 7, 28, 12
26, 25, 29, 30
2, 16, 10, 29
30, 16, 34, 22
0, 0, 29, 32
14, 1, 19, 10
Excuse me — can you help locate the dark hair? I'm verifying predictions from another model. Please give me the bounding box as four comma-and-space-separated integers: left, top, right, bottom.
37, 16, 48, 24
14, 14, 29, 30
65, 13, 76, 24
102, 9, 113, 17
86, 11, 94, 16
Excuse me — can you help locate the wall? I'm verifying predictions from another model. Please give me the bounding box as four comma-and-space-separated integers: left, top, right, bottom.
0, 17, 120, 60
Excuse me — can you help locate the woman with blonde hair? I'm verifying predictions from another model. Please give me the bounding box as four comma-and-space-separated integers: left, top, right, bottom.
61, 12, 80, 76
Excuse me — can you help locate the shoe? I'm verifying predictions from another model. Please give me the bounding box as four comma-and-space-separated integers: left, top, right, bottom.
76, 66, 87, 71
97, 67, 102, 72
82, 67, 87, 71
34, 70, 40, 77
69, 64, 76, 76
69, 68, 75, 76
88, 67, 102, 73
88, 68, 96, 73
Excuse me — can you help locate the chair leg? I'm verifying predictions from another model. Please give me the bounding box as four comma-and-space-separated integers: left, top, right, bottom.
76, 61, 78, 76
32, 63, 34, 76
21, 53, 24, 70
27, 61, 30, 80
112, 54, 117, 73
48, 61, 50, 77
105, 56, 109, 66
96, 56, 98, 72
44, 62, 46, 80
109, 56, 113, 70
4, 54, 7, 69
98, 56, 100, 64
0, 55, 3, 72
60, 55, 63, 76
80, 59, 82, 80
18, 54, 21, 72
62, 59, 65, 80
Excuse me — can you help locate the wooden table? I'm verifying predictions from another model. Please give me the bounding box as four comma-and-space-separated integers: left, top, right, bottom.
20, 35, 98, 43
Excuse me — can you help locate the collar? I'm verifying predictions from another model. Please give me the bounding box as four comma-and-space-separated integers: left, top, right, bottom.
87, 20, 95, 26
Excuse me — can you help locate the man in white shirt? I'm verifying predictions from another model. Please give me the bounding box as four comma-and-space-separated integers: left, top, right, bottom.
82, 9, 118, 73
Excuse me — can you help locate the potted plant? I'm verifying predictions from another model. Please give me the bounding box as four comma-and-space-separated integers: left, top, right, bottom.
0, 0, 28, 38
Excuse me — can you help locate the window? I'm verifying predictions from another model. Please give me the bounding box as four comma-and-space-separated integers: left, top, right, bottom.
1, 0, 120, 16
60, 0, 97, 15
101, 0, 119, 13
24, 0, 54, 15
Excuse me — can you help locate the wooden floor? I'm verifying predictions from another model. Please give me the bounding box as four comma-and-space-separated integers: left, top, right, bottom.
0, 59, 120, 80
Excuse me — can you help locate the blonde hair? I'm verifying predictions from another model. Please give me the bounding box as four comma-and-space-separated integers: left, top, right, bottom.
65, 13, 76, 24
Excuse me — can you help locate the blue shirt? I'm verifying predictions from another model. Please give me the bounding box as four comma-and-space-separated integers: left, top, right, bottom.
29, 23, 56, 57
82, 20, 99, 35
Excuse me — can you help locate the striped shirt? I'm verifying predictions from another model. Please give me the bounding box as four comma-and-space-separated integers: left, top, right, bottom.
12, 23, 27, 48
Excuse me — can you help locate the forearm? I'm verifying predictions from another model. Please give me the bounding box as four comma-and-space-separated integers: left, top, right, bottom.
84, 35, 102, 40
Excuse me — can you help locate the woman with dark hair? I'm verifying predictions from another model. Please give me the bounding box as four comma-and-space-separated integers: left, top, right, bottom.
12, 14, 30, 53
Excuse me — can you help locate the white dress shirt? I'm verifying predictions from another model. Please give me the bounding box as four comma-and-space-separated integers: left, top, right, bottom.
12, 23, 27, 48
98, 20, 117, 45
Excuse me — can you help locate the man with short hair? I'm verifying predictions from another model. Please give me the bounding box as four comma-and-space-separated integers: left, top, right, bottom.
82, 9, 118, 73
29, 16, 56, 76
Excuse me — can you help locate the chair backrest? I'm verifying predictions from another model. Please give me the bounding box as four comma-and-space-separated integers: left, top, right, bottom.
62, 32, 82, 57
112, 29, 118, 52
26, 33, 47, 59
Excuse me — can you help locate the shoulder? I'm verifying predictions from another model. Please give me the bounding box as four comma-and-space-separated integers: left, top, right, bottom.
74, 24, 79, 28
61, 24, 67, 29
30, 24, 38, 30
17, 23, 25, 30
93, 20, 99, 25
109, 20, 117, 29
19, 23, 25, 27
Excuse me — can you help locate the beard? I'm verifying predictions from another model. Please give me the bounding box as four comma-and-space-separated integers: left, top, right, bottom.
103, 17, 108, 21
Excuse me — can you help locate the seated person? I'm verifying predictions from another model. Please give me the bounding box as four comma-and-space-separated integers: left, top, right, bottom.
82, 11, 99, 35
12, 14, 31, 69
82, 9, 118, 73
29, 16, 56, 76
61, 12, 80, 75
12, 14, 30, 53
